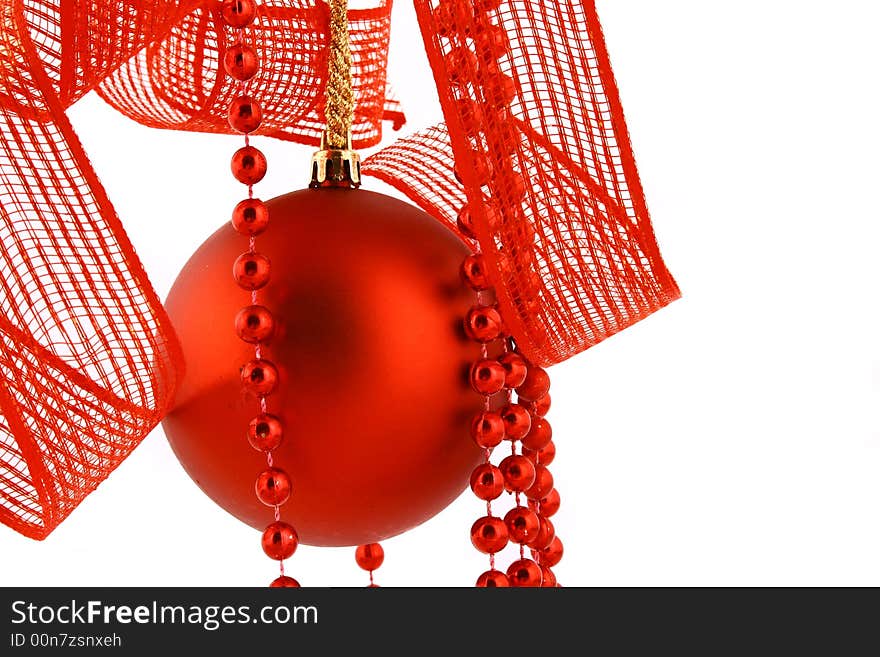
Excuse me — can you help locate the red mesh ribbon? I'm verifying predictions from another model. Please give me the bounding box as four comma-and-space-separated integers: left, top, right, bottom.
0, 0, 677, 539
364, 0, 680, 364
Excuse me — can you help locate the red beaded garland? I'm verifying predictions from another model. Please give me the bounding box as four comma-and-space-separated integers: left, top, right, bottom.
499, 454, 536, 492
231, 145, 267, 185
220, 0, 257, 28
469, 463, 505, 501
246, 413, 283, 452
503, 506, 541, 545
261, 521, 298, 560
539, 537, 564, 568
270, 575, 301, 588
470, 516, 509, 554
228, 94, 263, 133
234, 304, 275, 344
355, 543, 385, 571
525, 464, 554, 501
476, 569, 510, 587
500, 403, 532, 440
255, 467, 292, 506
231, 198, 269, 236
469, 358, 506, 395
240, 358, 279, 396
464, 305, 504, 343
540, 567, 557, 588
223, 43, 260, 80
470, 410, 506, 448
506, 558, 543, 587
232, 252, 271, 290
516, 365, 551, 402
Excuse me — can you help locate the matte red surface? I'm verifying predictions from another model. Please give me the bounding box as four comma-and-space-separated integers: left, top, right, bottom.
162, 189, 485, 546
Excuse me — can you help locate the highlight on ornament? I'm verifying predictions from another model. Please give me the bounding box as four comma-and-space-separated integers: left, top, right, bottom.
0, 0, 679, 588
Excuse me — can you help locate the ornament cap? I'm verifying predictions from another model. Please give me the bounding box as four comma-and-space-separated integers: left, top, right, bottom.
310, 130, 361, 188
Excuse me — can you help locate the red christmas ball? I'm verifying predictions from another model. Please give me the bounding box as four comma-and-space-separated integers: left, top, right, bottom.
163, 189, 485, 546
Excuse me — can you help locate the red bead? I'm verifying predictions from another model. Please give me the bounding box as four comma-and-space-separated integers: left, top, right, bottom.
504, 505, 541, 545
228, 94, 263, 133
540, 567, 557, 588
464, 305, 504, 343
470, 358, 506, 395
532, 488, 560, 517
270, 575, 300, 588
457, 205, 476, 239
255, 467, 291, 506
434, 3, 456, 38
470, 516, 508, 554
460, 253, 491, 291
540, 537, 563, 567
476, 569, 510, 587
517, 365, 550, 402
499, 454, 536, 492
484, 72, 517, 107
446, 46, 477, 84
355, 543, 385, 571
231, 145, 267, 185
523, 440, 556, 467
220, 0, 257, 28
223, 43, 259, 81
474, 22, 509, 61
470, 411, 505, 448
247, 413, 283, 452
234, 304, 275, 344
453, 150, 490, 186
469, 463, 504, 501
532, 393, 551, 417
498, 352, 528, 388
500, 403, 531, 440
507, 558, 543, 587
455, 98, 483, 135
241, 358, 278, 396
261, 521, 298, 560
232, 198, 269, 236
528, 515, 555, 551
525, 464, 554, 501
233, 252, 271, 291
521, 417, 552, 451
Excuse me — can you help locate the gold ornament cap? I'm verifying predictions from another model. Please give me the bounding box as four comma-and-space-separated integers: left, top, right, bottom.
310, 130, 361, 188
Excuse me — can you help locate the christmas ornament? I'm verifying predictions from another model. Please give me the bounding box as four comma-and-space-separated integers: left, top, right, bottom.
162, 187, 486, 546
0, 0, 680, 589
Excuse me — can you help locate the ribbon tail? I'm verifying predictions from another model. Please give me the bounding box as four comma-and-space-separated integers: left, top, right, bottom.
0, 2, 183, 539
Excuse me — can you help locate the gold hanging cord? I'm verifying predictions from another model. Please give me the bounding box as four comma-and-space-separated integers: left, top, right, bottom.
311, 0, 360, 187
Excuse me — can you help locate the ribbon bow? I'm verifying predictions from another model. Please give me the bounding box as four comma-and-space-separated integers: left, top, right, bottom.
0, 0, 678, 539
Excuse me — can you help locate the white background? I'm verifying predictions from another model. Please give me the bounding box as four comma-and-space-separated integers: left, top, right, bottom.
1, 0, 878, 587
